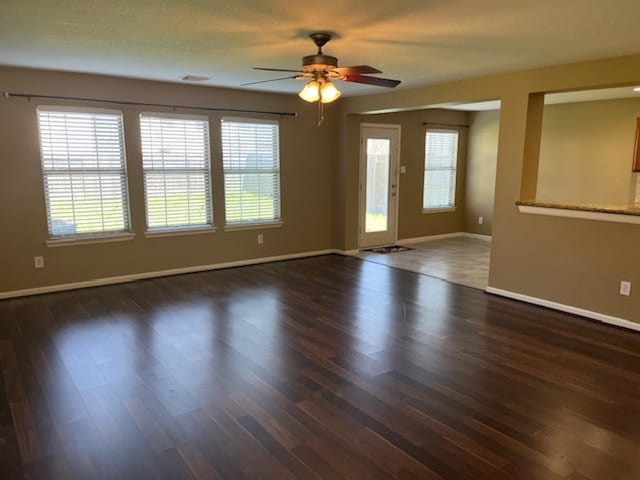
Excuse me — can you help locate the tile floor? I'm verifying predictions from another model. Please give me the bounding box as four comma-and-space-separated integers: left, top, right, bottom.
357, 236, 491, 290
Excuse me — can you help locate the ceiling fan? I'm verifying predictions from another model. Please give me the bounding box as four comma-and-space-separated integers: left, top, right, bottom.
243, 33, 401, 105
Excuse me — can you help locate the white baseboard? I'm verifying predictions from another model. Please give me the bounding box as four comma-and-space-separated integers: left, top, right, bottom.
397, 232, 492, 245
337, 249, 360, 256
396, 232, 463, 245
0, 249, 338, 300
462, 232, 492, 241
485, 287, 640, 333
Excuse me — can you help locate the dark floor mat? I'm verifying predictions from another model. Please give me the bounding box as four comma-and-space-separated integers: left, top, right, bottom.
362, 245, 414, 254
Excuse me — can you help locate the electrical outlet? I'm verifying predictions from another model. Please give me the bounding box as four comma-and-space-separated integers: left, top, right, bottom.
478, 216, 484, 225
34, 256, 44, 269
620, 281, 631, 296
257, 234, 264, 245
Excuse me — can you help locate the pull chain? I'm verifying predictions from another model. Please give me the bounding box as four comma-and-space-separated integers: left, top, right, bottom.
317, 101, 325, 127
317, 82, 325, 126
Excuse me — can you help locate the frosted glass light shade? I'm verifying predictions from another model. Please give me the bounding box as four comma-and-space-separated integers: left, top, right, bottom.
320, 81, 341, 103
298, 81, 320, 102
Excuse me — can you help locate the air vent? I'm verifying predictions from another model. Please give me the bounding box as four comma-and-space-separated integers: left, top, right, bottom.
181, 75, 210, 82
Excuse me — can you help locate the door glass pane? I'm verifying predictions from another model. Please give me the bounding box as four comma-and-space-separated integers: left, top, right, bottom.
365, 138, 390, 233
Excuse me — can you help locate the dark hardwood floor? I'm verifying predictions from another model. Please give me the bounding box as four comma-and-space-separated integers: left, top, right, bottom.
1, 254, 640, 479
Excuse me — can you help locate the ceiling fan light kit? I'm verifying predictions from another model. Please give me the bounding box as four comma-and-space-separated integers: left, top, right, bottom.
247, 32, 400, 124
298, 78, 341, 103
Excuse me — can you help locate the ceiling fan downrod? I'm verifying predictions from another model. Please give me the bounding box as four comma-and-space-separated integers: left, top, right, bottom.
303, 33, 338, 71
309, 32, 332, 54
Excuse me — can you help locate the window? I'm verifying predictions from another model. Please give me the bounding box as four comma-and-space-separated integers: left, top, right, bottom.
37, 107, 130, 238
220, 118, 281, 226
423, 129, 459, 210
140, 114, 212, 231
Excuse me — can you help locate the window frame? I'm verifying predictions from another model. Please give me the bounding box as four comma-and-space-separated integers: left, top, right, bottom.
422, 128, 460, 212
220, 117, 282, 229
37, 106, 133, 243
139, 112, 214, 234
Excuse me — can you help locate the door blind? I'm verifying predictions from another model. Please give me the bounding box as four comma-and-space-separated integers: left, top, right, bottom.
423, 130, 459, 209
220, 118, 281, 225
140, 114, 212, 230
37, 108, 130, 238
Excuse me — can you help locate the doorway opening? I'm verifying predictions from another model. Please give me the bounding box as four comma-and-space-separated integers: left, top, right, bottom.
355, 103, 501, 290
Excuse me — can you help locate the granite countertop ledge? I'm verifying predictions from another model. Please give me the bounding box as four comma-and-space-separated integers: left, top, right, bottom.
516, 201, 640, 216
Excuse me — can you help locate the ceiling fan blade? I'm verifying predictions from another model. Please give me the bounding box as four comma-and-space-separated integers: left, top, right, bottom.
333, 65, 382, 75
343, 74, 401, 88
240, 75, 299, 86
253, 67, 301, 73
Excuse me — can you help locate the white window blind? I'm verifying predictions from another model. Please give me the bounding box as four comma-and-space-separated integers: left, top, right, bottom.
37, 108, 130, 238
220, 118, 281, 225
423, 130, 459, 209
140, 114, 212, 231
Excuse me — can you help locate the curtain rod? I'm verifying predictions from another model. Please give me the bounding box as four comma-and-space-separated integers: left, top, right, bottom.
422, 122, 469, 128
3, 92, 298, 118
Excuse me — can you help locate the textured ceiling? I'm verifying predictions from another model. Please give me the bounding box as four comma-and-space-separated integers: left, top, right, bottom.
2, 0, 640, 97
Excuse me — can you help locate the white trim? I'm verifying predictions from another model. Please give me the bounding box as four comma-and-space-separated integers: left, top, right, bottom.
145, 226, 216, 238
394, 129, 401, 246
360, 122, 403, 130
46, 233, 136, 247
485, 287, 640, 333
424, 127, 461, 134
358, 123, 401, 249
221, 116, 278, 125
396, 232, 492, 245
423, 129, 459, 211
517, 205, 640, 225
0, 249, 338, 300
396, 232, 462, 245
223, 221, 284, 232
462, 232, 492, 241
140, 111, 209, 121
39, 108, 133, 244
337, 249, 360, 256
37, 105, 122, 115
140, 114, 214, 232
422, 207, 457, 214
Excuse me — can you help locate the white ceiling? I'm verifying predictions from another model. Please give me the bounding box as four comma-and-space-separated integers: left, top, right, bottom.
2, 1, 640, 97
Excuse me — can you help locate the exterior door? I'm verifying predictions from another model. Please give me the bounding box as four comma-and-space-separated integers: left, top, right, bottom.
359, 124, 400, 248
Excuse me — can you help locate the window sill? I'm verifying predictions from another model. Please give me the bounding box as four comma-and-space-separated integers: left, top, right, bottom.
46, 233, 136, 248
516, 201, 640, 224
423, 207, 457, 214
145, 226, 217, 238
224, 221, 284, 232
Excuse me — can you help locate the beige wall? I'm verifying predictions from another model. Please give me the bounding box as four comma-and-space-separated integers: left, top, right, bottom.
338, 54, 640, 324
361, 109, 469, 240
0, 67, 338, 294
537, 97, 640, 205
464, 110, 500, 235
3, 54, 640, 326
